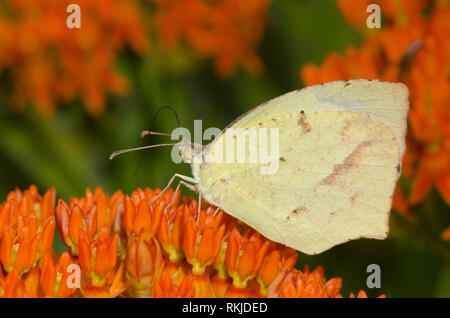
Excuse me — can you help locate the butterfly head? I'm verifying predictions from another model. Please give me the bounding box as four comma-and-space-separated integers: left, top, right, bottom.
177, 139, 203, 181
178, 139, 204, 164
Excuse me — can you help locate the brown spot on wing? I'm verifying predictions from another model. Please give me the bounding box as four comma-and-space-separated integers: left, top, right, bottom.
292, 206, 309, 216
297, 111, 311, 133
350, 192, 359, 203
319, 141, 371, 185
328, 209, 344, 221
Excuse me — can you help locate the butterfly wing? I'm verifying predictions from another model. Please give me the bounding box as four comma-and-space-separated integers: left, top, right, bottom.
199, 80, 409, 254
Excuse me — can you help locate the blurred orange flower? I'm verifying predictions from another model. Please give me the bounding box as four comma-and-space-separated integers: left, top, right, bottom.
0, 0, 273, 115
0, 185, 380, 298
0, 0, 147, 115
151, 0, 271, 77
442, 227, 450, 241
300, 0, 450, 216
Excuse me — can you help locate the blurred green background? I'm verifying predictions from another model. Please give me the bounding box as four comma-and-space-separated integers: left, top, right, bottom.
0, 0, 449, 297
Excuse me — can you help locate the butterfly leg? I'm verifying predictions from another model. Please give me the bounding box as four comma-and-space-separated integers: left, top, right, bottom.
212, 204, 221, 217
196, 191, 202, 224
203, 204, 219, 216
164, 180, 196, 212
151, 173, 199, 203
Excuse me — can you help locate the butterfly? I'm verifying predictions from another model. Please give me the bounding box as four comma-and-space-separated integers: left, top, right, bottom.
111, 79, 409, 255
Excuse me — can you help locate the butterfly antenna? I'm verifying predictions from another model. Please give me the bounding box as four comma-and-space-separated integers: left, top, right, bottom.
141, 131, 171, 138
150, 106, 181, 130
399, 40, 423, 76
109, 143, 178, 160
117, 106, 182, 187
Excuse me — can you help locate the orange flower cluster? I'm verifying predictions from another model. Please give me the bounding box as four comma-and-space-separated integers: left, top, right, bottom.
0, 185, 378, 298
0, 0, 272, 115
0, 0, 147, 115
151, 0, 271, 78
300, 1, 450, 221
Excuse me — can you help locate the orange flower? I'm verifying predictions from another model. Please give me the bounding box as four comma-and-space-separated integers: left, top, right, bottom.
78, 226, 119, 289
39, 252, 78, 298
210, 276, 231, 298
0, 186, 56, 230
182, 209, 226, 274
0, 214, 55, 275
80, 263, 128, 298
442, 227, 450, 241
123, 194, 164, 239
56, 200, 94, 255
0, 270, 25, 298
191, 273, 216, 298
153, 270, 195, 298
76, 188, 123, 234
256, 246, 298, 296
0, 267, 44, 298
0, 0, 147, 115
0, 185, 385, 298
0, 186, 56, 276
267, 267, 343, 298
157, 205, 186, 263
125, 234, 165, 297
225, 227, 270, 289
56, 188, 122, 255
349, 290, 386, 298
151, 0, 271, 77
337, 0, 429, 28
23, 268, 41, 298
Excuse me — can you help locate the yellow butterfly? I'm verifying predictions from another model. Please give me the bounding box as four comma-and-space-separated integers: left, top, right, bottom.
112, 79, 409, 255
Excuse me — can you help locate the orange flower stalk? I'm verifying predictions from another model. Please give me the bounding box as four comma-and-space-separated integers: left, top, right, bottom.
0, 185, 381, 298
301, 0, 450, 211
